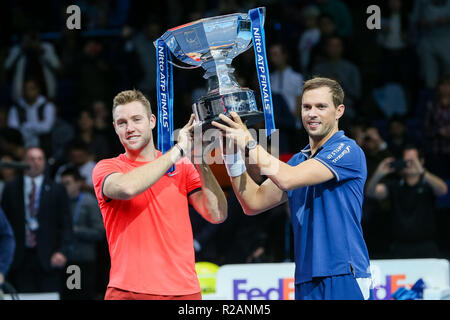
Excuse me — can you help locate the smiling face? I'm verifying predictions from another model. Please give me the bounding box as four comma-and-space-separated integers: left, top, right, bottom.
301, 86, 344, 141
113, 101, 156, 154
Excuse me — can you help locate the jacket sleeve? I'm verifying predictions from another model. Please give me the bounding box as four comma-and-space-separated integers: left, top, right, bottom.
0, 207, 15, 276
74, 195, 105, 242
55, 183, 73, 257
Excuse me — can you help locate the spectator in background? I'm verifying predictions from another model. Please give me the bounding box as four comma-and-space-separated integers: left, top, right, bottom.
76, 109, 111, 162
0, 154, 19, 200
361, 126, 391, 179
59, 167, 104, 300
122, 18, 160, 104
46, 105, 75, 177
0, 127, 24, 163
77, 39, 114, 109
7, 78, 56, 153
269, 43, 304, 119
386, 115, 415, 158
91, 100, 110, 134
366, 144, 448, 258
316, 0, 353, 39
297, 5, 321, 74
4, 29, 61, 101
1, 147, 72, 293
311, 35, 361, 120
0, 206, 15, 289
411, 0, 450, 89
307, 14, 338, 73
55, 140, 96, 191
91, 99, 122, 156
424, 75, 450, 178
377, 0, 412, 88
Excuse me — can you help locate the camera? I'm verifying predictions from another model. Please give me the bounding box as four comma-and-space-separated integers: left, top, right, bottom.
390, 159, 407, 171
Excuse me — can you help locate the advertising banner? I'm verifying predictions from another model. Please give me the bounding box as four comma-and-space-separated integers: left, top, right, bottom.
204, 259, 450, 300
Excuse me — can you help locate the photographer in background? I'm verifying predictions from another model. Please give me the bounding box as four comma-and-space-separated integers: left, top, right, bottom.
4, 29, 61, 101
366, 144, 448, 258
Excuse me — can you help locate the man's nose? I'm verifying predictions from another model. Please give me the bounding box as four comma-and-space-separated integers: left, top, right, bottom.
126, 123, 135, 133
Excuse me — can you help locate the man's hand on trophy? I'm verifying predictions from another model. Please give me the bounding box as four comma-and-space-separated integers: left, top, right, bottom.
212, 112, 255, 152
177, 114, 195, 156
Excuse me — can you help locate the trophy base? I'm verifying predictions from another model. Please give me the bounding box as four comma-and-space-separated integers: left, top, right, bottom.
193, 88, 265, 132
198, 110, 265, 131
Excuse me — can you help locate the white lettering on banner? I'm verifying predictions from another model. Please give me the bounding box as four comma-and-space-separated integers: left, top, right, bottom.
332, 145, 351, 163
158, 45, 169, 128
160, 93, 168, 128
253, 27, 272, 115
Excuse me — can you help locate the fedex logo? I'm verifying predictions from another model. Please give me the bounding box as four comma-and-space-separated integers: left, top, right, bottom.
233, 278, 295, 300
373, 274, 414, 300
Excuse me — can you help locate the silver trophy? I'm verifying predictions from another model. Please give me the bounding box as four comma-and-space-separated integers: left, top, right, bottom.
157, 10, 267, 130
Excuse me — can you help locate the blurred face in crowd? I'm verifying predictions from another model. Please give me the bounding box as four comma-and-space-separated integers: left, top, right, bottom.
269, 44, 288, 70
61, 174, 81, 199
349, 124, 366, 147
92, 100, 108, 119
389, 120, 405, 139
362, 127, 383, 154
0, 155, 17, 182
113, 101, 156, 153
401, 148, 424, 177
326, 37, 344, 61
24, 147, 46, 177
23, 80, 40, 104
78, 110, 95, 131
301, 86, 344, 141
69, 148, 90, 166
319, 16, 336, 37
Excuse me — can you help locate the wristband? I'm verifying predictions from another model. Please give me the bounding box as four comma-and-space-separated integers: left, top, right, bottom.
174, 143, 184, 157
222, 150, 246, 177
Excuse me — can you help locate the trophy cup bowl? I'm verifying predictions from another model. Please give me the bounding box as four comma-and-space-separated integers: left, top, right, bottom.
158, 10, 266, 131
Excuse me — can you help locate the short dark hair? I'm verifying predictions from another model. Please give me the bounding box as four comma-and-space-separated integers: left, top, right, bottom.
302, 77, 345, 107
402, 143, 424, 159
60, 167, 83, 181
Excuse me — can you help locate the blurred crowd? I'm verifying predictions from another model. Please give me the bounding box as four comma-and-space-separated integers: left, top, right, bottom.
0, 0, 450, 299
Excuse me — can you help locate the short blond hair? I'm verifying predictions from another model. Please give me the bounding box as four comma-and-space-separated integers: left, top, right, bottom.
302, 77, 345, 108
112, 89, 152, 119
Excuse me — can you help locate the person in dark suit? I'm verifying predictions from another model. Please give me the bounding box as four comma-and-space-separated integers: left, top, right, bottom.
59, 167, 104, 300
0, 147, 72, 294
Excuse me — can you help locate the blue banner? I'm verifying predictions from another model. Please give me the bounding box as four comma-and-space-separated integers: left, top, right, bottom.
249, 7, 276, 137
156, 38, 175, 172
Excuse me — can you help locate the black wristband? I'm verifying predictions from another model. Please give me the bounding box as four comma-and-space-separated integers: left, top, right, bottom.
175, 144, 184, 157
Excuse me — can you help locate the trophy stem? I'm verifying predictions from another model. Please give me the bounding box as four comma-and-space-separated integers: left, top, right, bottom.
204, 57, 240, 95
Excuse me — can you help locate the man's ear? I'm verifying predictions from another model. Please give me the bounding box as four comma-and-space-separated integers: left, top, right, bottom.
112, 121, 118, 135
149, 114, 156, 130
336, 104, 345, 120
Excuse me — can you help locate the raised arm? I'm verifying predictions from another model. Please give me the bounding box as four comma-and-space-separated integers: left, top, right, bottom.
365, 157, 395, 200
103, 146, 184, 200
103, 116, 195, 200
188, 162, 228, 224
229, 170, 287, 215
212, 112, 335, 214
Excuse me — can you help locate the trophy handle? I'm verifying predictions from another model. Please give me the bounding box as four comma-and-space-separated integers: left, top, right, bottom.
168, 61, 202, 70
